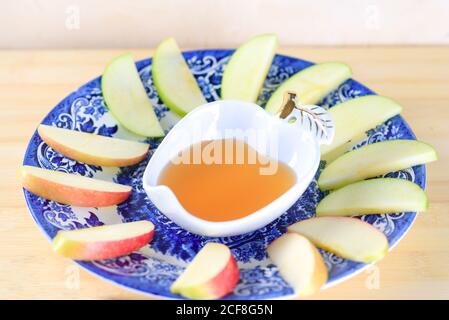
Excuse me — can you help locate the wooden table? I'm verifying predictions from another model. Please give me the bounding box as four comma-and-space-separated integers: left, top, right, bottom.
1, 47, 448, 300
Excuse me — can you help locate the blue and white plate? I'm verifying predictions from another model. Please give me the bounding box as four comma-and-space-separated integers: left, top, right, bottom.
22, 50, 425, 299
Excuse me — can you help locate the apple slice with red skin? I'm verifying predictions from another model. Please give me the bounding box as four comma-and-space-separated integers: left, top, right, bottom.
38, 124, 149, 167
170, 243, 240, 299
267, 233, 328, 297
20, 165, 131, 207
52, 220, 154, 260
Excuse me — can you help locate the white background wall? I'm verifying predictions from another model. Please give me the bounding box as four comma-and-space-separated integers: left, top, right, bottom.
2, 0, 449, 48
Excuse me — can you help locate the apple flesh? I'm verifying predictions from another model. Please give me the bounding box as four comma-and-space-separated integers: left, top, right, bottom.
221, 34, 278, 102
316, 178, 428, 217
321, 132, 367, 164
320, 95, 402, 156
267, 233, 327, 297
288, 217, 388, 263
38, 124, 150, 167
265, 62, 352, 114
101, 54, 164, 137
170, 243, 239, 299
52, 220, 154, 260
20, 165, 131, 207
152, 37, 206, 116
319, 140, 437, 190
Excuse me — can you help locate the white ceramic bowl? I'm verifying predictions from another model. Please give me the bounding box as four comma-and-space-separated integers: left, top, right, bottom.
143, 100, 333, 237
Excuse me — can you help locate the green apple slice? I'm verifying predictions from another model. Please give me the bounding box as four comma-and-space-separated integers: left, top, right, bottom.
319, 140, 437, 190
320, 132, 367, 164
320, 95, 402, 156
221, 34, 278, 102
101, 54, 164, 137
152, 37, 206, 116
316, 178, 428, 217
265, 62, 352, 114
288, 217, 388, 263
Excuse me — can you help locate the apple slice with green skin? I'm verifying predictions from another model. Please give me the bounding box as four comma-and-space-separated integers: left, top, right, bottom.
267, 233, 327, 297
319, 140, 437, 190
52, 220, 154, 260
170, 243, 239, 299
38, 125, 150, 167
221, 34, 278, 102
153, 37, 206, 116
265, 62, 352, 114
320, 132, 367, 164
288, 217, 388, 263
20, 165, 131, 207
320, 95, 402, 156
316, 178, 428, 217
102, 54, 164, 137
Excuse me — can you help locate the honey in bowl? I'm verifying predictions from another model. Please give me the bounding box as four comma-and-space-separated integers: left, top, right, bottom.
157, 139, 296, 222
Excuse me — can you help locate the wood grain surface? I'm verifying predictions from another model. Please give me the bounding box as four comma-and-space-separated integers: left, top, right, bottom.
0, 47, 448, 299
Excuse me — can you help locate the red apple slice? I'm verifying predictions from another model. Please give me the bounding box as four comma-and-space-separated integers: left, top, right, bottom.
267, 233, 328, 297
170, 243, 240, 299
38, 124, 149, 167
288, 217, 389, 263
20, 165, 131, 207
52, 220, 154, 260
